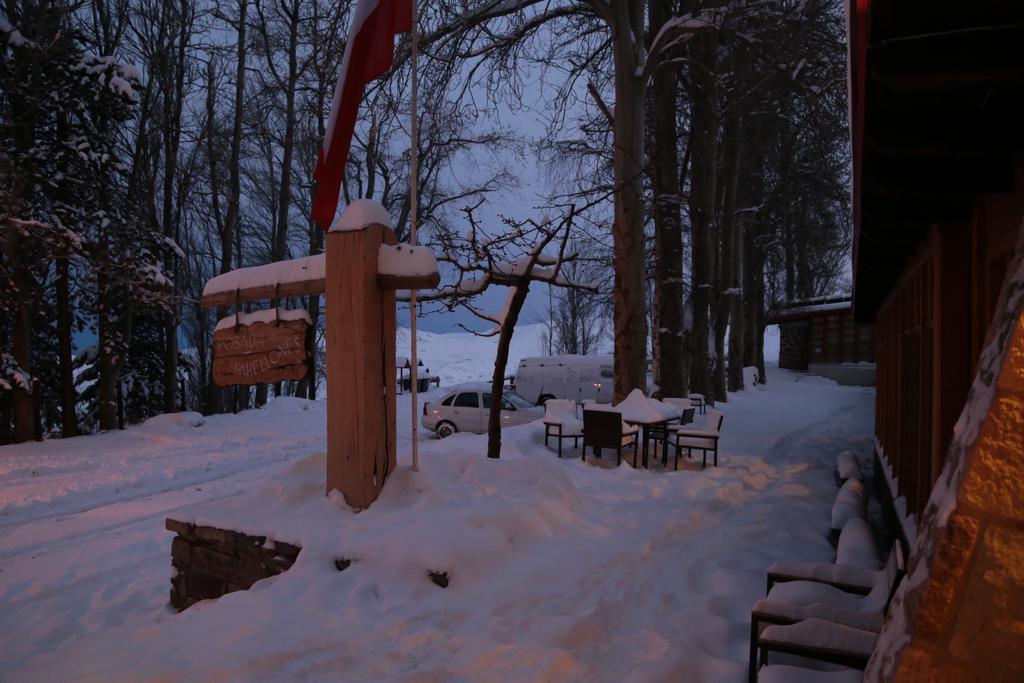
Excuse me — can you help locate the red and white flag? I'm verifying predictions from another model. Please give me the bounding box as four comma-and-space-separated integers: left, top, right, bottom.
313, 0, 412, 231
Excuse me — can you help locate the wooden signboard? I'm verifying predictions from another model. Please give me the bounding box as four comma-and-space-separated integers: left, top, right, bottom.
212, 314, 309, 387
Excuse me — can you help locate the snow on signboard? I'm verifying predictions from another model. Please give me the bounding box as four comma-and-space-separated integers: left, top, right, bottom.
202, 254, 325, 301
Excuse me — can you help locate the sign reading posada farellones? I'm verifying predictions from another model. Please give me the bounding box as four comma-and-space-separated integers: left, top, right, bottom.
212, 308, 310, 387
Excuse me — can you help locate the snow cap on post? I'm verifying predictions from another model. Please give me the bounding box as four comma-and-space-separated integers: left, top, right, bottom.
329, 199, 394, 233
377, 242, 441, 290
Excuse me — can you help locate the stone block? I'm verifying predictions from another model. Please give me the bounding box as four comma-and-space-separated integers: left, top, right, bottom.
996, 315, 1024, 396
170, 536, 191, 566
235, 558, 274, 589
960, 394, 1024, 521
186, 571, 226, 600
273, 540, 301, 558
167, 523, 301, 611
890, 642, 980, 683
193, 524, 237, 550
189, 545, 238, 577
165, 518, 193, 536
949, 524, 1024, 680
906, 512, 980, 641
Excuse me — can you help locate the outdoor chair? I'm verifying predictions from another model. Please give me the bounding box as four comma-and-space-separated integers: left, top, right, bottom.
543, 399, 583, 458
754, 619, 876, 680
755, 663, 863, 683
831, 478, 867, 533
767, 518, 882, 595
836, 450, 862, 485
748, 543, 904, 683
688, 393, 707, 414
582, 409, 638, 466
668, 409, 724, 468
662, 398, 693, 424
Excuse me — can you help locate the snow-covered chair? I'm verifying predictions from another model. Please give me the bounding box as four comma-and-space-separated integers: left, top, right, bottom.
767, 518, 882, 595
755, 663, 863, 683
582, 409, 638, 466
753, 619, 876, 681
831, 478, 867, 532
543, 399, 583, 458
668, 408, 724, 468
748, 544, 904, 682
661, 397, 694, 424
836, 450, 862, 485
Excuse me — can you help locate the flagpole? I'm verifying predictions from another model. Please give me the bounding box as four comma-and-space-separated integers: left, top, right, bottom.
409, 0, 421, 472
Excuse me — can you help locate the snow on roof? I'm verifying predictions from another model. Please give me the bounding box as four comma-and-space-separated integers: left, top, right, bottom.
767, 298, 853, 323
215, 307, 312, 332
329, 199, 393, 233
202, 254, 325, 298
378, 243, 438, 277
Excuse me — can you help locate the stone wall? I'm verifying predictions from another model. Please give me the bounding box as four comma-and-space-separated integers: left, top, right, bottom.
166, 518, 301, 611
778, 321, 810, 371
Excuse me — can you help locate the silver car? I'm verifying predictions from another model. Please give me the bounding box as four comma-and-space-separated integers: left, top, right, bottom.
422, 383, 542, 438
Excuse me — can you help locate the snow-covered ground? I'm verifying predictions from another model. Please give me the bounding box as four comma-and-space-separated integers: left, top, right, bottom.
0, 356, 868, 683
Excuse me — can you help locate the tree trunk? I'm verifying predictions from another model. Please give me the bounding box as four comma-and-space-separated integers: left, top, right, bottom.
206, 0, 248, 414
649, 0, 685, 400
161, 3, 189, 414
687, 25, 719, 405
487, 284, 531, 459
608, 0, 648, 402
727, 219, 746, 391
8, 240, 35, 442
57, 256, 79, 436
268, 0, 301, 400
98, 272, 119, 431
714, 104, 741, 400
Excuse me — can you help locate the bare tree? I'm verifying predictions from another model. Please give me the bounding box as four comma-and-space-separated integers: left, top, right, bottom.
417, 202, 596, 459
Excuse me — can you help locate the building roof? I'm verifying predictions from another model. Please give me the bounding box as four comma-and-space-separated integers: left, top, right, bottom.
848, 0, 1024, 322
766, 296, 854, 324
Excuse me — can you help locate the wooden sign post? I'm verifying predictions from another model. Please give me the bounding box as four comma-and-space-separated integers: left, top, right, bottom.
325, 223, 397, 509
325, 210, 439, 509
202, 200, 439, 510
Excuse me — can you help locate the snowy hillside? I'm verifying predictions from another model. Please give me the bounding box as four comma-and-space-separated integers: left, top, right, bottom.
395, 322, 777, 387
396, 322, 612, 386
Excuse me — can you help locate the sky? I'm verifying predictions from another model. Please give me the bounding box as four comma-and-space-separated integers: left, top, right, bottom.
408, 69, 587, 334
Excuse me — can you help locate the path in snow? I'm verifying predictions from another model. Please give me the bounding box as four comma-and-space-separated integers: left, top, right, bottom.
1, 367, 871, 682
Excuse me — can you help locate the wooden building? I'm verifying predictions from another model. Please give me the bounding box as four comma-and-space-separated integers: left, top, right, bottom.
848, 1, 1024, 679
767, 296, 875, 374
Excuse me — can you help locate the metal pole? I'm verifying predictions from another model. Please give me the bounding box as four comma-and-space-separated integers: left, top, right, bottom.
409, 0, 421, 472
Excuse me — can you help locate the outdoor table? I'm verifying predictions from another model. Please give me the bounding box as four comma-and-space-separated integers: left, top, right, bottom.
595, 390, 682, 468
626, 415, 672, 468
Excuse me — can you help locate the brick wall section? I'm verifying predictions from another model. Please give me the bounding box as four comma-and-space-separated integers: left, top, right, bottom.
166, 518, 301, 611
778, 321, 810, 371
867, 227, 1024, 682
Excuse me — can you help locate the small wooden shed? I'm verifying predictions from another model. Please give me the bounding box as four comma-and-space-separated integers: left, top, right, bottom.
767, 296, 875, 375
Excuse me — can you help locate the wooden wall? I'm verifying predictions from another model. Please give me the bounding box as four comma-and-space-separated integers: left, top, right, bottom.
876, 248, 934, 518
875, 190, 1023, 521
809, 312, 875, 364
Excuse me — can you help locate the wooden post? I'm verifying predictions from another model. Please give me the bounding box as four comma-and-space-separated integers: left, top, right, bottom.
325, 223, 397, 509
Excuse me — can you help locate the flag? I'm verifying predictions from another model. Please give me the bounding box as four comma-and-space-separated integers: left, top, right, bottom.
313, 0, 412, 231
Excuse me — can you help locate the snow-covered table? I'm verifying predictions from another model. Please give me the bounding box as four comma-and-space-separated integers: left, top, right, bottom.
588, 390, 682, 468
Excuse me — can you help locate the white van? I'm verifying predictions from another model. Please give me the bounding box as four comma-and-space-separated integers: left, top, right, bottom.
512, 355, 614, 405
